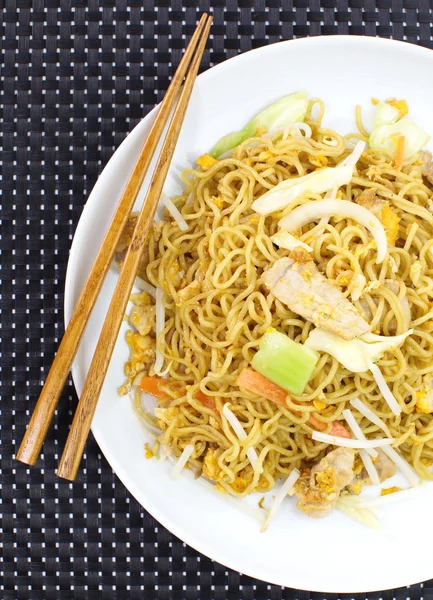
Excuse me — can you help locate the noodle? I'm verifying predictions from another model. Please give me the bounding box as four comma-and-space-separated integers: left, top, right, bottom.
119, 98, 433, 500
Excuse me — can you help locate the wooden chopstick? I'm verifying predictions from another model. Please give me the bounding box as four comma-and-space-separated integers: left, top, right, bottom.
16, 14, 209, 467
56, 15, 212, 481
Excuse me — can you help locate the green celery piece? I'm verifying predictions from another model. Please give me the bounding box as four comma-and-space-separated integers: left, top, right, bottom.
247, 91, 309, 135
209, 130, 249, 159
251, 330, 319, 396
209, 91, 309, 159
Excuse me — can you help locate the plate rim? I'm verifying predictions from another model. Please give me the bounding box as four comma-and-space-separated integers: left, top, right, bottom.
65, 34, 433, 593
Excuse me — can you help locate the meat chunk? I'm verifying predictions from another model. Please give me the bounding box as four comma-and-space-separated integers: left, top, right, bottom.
264, 254, 370, 340
349, 449, 396, 493
372, 449, 397, 483
293, 447, 355, 518
419, 151, 433, 185
356, 188, 385, 215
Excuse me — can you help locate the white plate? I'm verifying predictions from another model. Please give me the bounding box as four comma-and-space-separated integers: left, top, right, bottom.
65, 36, 433, 593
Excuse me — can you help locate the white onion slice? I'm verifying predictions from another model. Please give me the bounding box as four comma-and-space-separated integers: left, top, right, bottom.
161, 192, 188, 231
343, 408, 378, 458
270, 230, 312, 252
154, 287, 165, 375
368, 362, 401, 416
261, 468, 300, 532
313, 186, 338, 236
349, 398, 393, 439
222, 404, 260, 472
170, 444, 194, 480
338, 140, 366, 169
350, 273, 367, 301
380, 445, 421, 487
135, 275, 157, 297
279, 199, 387, 264
312, 431, 394, 449
252, 166, 353, 216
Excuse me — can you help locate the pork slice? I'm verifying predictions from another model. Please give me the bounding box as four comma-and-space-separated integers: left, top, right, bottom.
264, 253, 370, 340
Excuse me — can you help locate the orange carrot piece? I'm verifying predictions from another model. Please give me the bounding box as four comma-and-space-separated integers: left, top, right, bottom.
329, 420, 351, 438
140, 376, 167, 399
237, 368, 288, 406
140, 376, 218, 412
237, 368, 351, 437
394, 135, 405, 171
196, 390, 218, 412
309, 415, 351, 438
309, 414, 327, 432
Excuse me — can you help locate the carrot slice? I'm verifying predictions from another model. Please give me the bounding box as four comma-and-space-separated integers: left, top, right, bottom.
140, 376, 218, 412
196, 390, 217, 412
309, 415, 351, 438
329, 420, 351, 438
237, 368, 350, 437
140, 376, 168, 399
394, 135, 405, 171
237, 368, 288, 406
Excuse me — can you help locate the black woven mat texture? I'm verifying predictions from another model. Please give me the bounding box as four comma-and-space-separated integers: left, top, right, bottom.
2, 1, 433, 598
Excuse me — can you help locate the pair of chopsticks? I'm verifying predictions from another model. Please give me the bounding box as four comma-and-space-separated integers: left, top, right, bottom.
17, 14, 213, 481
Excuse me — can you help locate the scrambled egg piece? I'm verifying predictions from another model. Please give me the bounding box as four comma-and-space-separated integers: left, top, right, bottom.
309, 154, 328, 168
416, 375, 433, 414
144, 442, 154, 459
381, 486, 402, 496
366, 165, 383, 181
124, 330, 155, 379
128, 304, 155, 337
154, 406, 180, 430
202, 448, 224, 481
257, 150, 273, 162
197, 153, 217, 170
356, 188, 400, 246
386, 98, 409, 116
315, 468, 337, 494
313, 398, 327, 411
371, 97, 408, 117
381, 204, 400, 246
130, 291, 152, 307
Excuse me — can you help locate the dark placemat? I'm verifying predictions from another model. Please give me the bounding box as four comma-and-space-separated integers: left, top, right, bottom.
1, 1, 433, 599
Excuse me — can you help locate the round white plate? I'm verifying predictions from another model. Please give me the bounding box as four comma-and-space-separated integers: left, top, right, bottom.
65, 36, 433, 593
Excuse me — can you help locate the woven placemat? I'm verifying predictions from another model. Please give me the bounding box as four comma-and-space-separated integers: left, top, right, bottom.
1, 1, 433, 598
